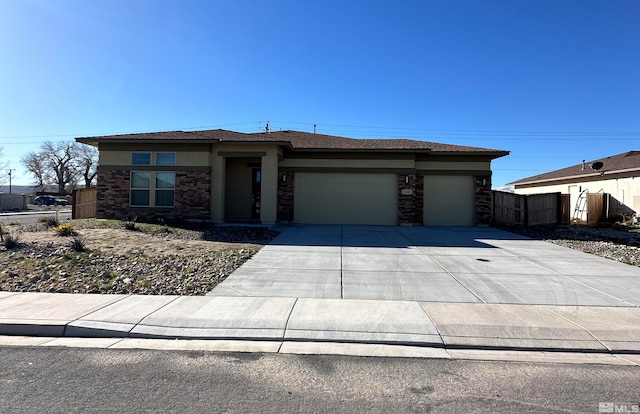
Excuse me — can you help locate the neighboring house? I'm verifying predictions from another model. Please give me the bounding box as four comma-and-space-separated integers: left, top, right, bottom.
75, 129, 508, 226
510, 151, 640, 222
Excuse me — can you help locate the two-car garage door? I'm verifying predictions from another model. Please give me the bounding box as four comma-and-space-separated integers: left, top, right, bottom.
294, 173, 398, 225
293, 172, 475, 226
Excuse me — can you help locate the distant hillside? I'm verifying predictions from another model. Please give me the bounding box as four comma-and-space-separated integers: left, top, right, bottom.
0, 185, 37, 194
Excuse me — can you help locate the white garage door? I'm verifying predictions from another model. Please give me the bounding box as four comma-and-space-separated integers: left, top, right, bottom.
294, 173, 398, 225
424, 175, 474, 226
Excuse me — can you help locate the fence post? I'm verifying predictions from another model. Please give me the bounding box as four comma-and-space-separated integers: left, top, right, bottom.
71, 189, 77, 219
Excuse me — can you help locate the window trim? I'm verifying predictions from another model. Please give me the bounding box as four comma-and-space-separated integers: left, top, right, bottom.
130, 171, 151, 206
130, 170, 175, 208
131, 152, 151, 165
155, 152, 176, 166
154, 171, 175, 207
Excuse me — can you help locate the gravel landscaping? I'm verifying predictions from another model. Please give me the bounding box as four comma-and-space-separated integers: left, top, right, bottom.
500, 224, 640, 267
0, 219, 279, 295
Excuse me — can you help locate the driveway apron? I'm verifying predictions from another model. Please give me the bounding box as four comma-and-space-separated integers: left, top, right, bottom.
208, 225, 640, 306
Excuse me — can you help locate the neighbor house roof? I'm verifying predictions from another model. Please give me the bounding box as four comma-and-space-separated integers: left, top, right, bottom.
76, 129, 508, 157
509, 151, 640, 186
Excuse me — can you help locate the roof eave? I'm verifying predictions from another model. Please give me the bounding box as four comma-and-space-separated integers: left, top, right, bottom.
511, 166, 640, 186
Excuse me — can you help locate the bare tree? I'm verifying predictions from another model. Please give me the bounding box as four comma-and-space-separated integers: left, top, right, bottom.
22, 141, 99, 193
75, 144, 99, 187
21, 151, 51, 192
41, 141, 78, 193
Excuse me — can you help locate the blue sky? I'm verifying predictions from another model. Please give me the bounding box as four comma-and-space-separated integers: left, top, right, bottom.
1, 0, 639, 187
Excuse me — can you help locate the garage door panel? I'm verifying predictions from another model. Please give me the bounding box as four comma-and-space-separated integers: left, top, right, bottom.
295, 173, 398, 225
424, 175, 474, 226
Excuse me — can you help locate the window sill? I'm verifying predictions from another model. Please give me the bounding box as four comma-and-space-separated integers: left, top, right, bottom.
128, 206, 176, 210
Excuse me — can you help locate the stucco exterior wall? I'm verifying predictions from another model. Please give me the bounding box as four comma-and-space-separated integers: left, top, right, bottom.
514, 173, 640, 218
91, 141, 501, 226
279, 158, 414, 169
416, 161, 490, 171
99, 143, 210, 166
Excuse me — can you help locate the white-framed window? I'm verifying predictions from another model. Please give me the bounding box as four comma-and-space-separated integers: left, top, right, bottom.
156, 152, 176, 166
130, 171, 175, 207
131, 172, 151, 206
131, 152, 151, 165
155, 172, 175, 207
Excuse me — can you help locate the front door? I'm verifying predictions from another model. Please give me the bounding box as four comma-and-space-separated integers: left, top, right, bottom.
251, 168, 261, 220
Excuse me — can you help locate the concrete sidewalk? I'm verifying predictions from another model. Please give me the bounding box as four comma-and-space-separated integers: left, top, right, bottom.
1, 292, 639, 354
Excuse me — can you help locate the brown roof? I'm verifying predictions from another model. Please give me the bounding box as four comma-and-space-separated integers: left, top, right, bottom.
77, 128, 508, 156
510, 151, 640, 185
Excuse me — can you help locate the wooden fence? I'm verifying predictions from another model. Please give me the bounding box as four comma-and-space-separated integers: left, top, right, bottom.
586, 193, 606, 225
492, 191, 561, 227
72, 187, 97, 219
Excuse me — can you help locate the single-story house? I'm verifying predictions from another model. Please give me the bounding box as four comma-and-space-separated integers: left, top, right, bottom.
76, 129, 508, 226
510, 151, 640, 221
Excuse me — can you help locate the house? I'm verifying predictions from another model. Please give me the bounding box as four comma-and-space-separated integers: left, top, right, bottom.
510, 151, 640, 222
75, 129, 508, 226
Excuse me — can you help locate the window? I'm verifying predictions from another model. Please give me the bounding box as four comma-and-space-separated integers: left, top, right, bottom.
132, 152, 151, 165
130, 152, 176, 207
155, 172, 175, 207
156, 152, 176, 166
131, 172, 150, 206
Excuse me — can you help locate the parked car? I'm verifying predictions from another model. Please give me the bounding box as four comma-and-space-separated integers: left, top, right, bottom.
33, 195, 68, 206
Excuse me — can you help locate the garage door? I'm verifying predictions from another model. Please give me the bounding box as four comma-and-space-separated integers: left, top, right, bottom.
424, 175, 474, 226
294, 173, 398, 225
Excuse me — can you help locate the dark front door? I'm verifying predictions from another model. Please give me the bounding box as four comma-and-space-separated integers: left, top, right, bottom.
251, 168, 261, 220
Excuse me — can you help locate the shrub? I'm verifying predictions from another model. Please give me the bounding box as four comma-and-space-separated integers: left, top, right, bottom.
39, 216, 59, 227
54, 222, 77, 236
2, 230, 21, 249
124, 216, 138, 231
69, 236, 87, 252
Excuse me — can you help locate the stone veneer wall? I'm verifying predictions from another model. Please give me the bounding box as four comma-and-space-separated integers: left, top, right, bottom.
397, 173, 424, 225
474, 174, 493, 225
96, 169, 211, 222
414, 174, 424, 225
96, 169, 129, 219
277, 171, 295, 222
397, 173, 415, 225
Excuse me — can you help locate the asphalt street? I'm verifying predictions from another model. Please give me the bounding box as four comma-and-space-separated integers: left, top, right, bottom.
1, 347, 638, 413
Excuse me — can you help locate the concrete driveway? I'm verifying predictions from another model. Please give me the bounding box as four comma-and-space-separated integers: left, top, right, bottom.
208, 225, 640, 306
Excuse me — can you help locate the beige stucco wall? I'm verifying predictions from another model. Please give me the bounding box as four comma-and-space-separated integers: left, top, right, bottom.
280, 158, 414, 169
515, 174, 640, 219
99, 144, 210, 166
415, 161, 490, 171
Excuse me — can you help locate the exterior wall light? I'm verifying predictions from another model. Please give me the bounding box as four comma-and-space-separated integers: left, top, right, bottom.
282, 174, 287, 183
405, 176, 409, 184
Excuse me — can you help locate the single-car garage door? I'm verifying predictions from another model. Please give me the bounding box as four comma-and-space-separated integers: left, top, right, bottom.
294, 173, 398, 225
424, 175, 474, 226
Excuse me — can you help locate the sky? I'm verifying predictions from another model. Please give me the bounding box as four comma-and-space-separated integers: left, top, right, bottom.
1, 0, 639, 188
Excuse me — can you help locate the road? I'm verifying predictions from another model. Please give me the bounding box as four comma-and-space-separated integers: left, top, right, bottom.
0, 347, 638, 413
0, 209, 72, 225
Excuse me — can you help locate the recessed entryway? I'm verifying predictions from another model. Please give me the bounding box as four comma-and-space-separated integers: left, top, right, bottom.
224, 157, 261, 222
